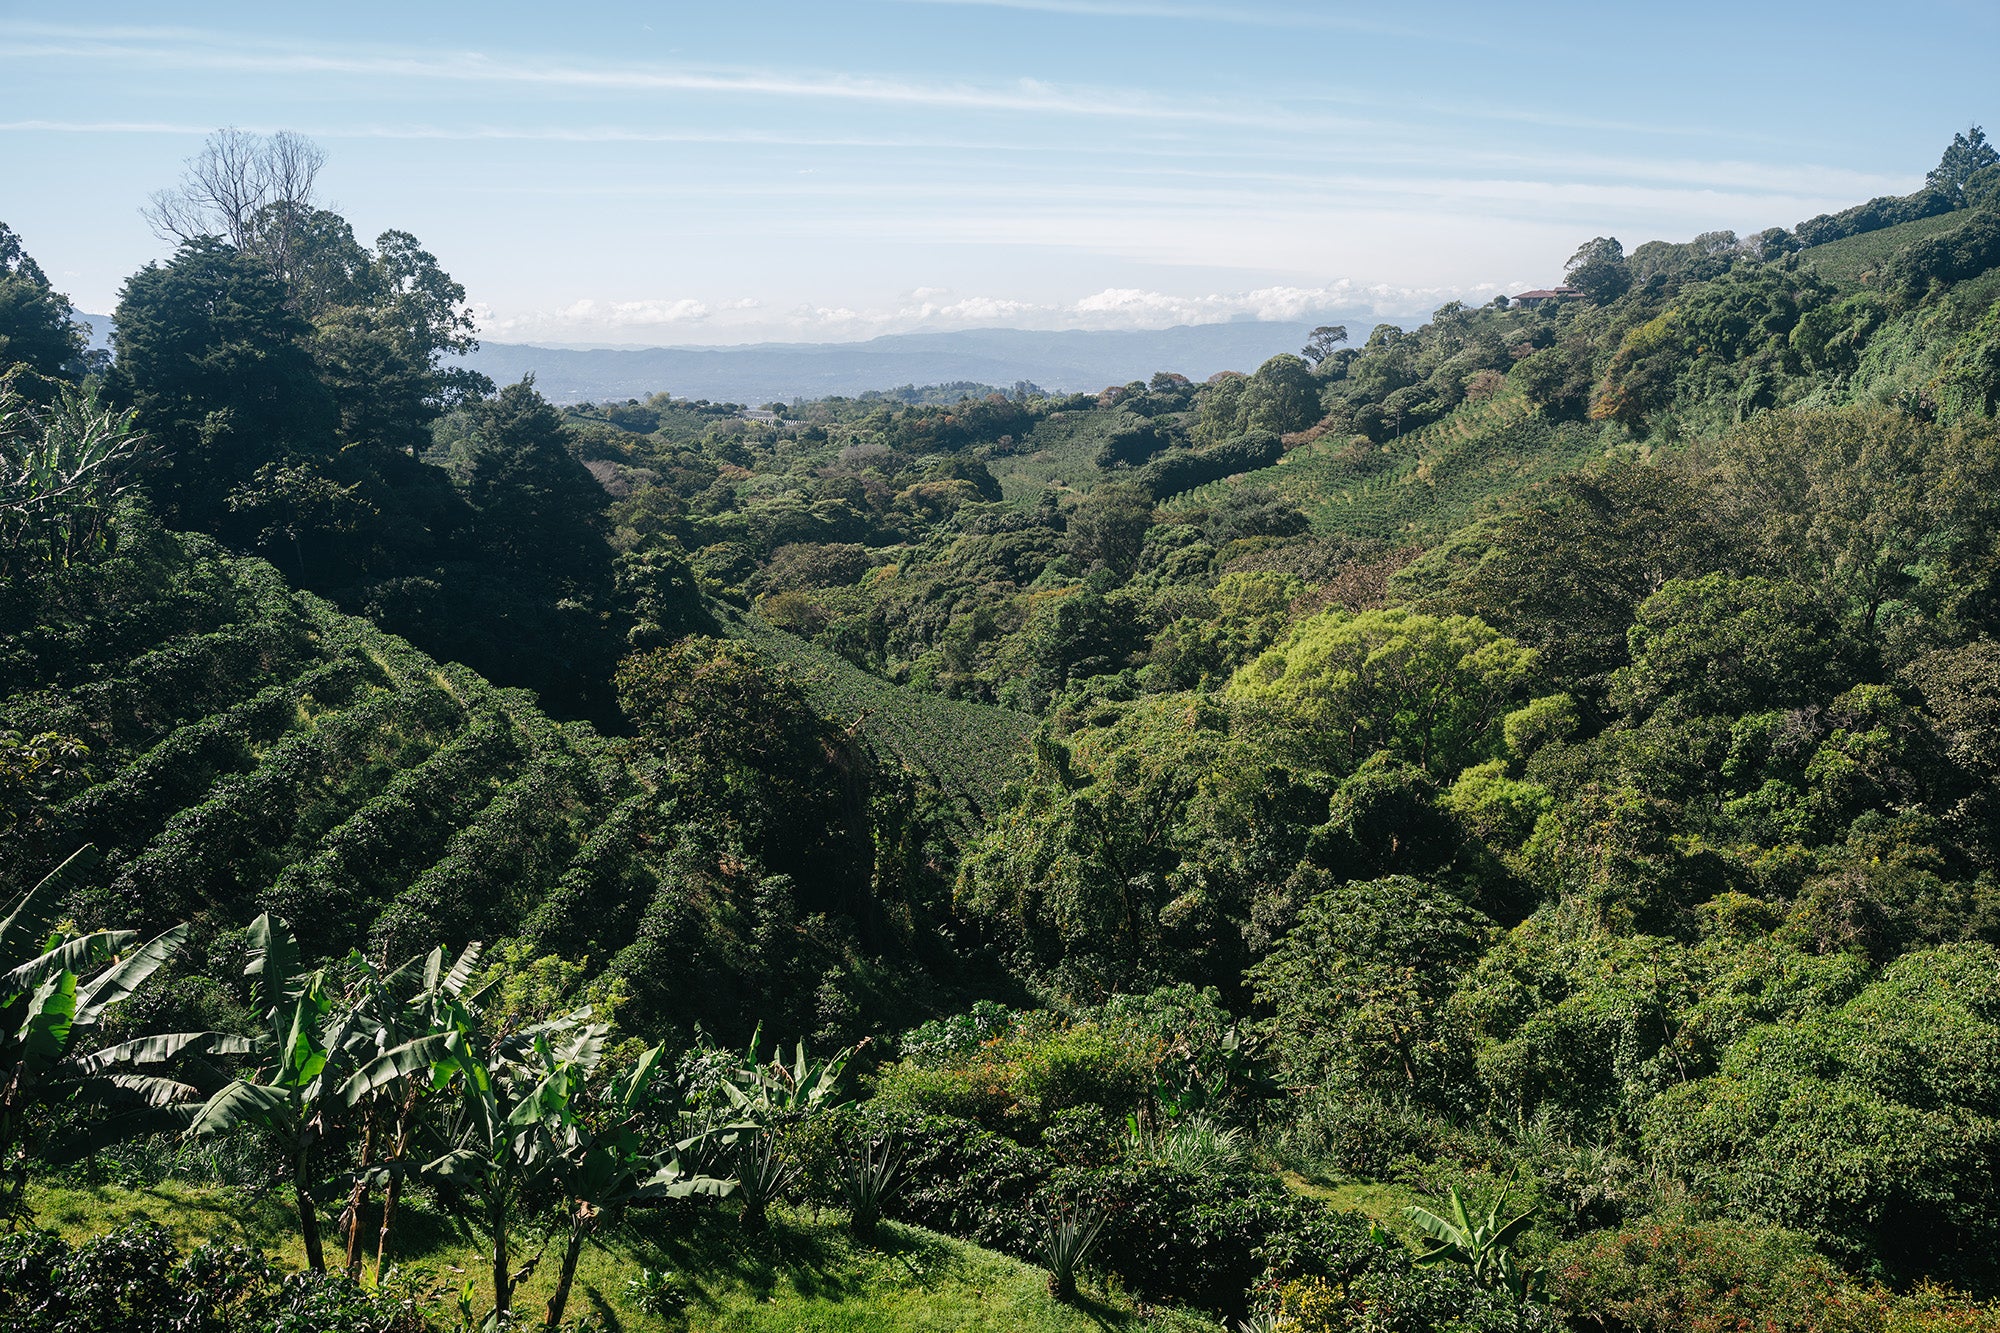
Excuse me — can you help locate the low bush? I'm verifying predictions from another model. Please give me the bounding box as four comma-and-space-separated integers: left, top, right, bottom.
870, 1016, 1151, 1137
1546, 1214, 1869, 1333
0, 1225, 432, 1333
855, 1107, 1051, 1257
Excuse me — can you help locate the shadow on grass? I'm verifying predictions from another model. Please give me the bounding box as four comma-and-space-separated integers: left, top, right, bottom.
602, 1203, 985, 1316
580, 1285, 626, 1332
1068, 1287, 1142, 1331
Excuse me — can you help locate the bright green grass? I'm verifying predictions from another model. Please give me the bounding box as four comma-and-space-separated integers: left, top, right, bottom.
1797, 210, 1970, 289
26, 1184, 1196, 1332
1275, 1170, 1420, 1234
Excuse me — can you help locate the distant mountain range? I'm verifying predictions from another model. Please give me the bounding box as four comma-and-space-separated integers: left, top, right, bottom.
79, 314, 1396, 405
457, 320, 1378, 404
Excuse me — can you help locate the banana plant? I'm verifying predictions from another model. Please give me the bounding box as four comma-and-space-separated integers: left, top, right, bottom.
334, 940, 489, 1282
1404, 1175, 1544, 1303
2, 847, 246, 1222
720, 1025, 858, 1121
416, 1007, 606, 1323
0, 387, 146, 574
534, 1041, 734, 1329
186, 913, 351, 1272
715, 1028, 857, 1229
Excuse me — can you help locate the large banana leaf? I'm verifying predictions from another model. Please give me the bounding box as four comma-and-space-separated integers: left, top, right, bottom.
245, 913, 302, 1015
73, 1030, 256, 1075
616, 1044, 666, 1111
340, 1031, 457, 1105
73, 924, 187, 1024
101, 1073, 205, 1108
188, 1077, 295, 1137
0, 846, 97, 971
441, 940, 487, 1000
1, 930, 129, 1001
15, 970, 77, 1067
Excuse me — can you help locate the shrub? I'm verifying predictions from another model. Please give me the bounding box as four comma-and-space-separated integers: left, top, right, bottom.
50, 1223, 180, 1333
0, 1229, 67, 1327
1546, 1214, 1868, 1333
870, 1017, 1151, 1137
626, 1268, 692, 1318
0, 1226, 432, 1333
1886, 210, 2000, 299
1052, 1160, 1380, 1318
1265, 1219, 1563, 1332
1640, 943, 2000, 1277
1277, 1090, 1497, 1191
862, 1107, 1051, 1257
1343, 1263, 1565, 1333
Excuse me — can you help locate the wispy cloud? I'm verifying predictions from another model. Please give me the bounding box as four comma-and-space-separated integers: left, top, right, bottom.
0, 27, 1288, 128
0, 116, 1897, 205
0, 118, 217, 136
886, 0, 1461, 41
0, 117, 1036, 154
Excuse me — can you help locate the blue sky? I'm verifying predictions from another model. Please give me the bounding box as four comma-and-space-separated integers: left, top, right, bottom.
1, 1, 1993, 345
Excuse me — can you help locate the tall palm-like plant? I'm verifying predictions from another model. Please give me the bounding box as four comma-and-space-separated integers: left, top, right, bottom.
722, 1028, 857, 1119
186, 914, 345, 1271
418, 1007, 607, 1322
532, 1041, 733, 1328
716, 1029, 857, 1229
1404, 1176, 1544, 1303
335, 941, 488, 1281
2, 848, 244, 1223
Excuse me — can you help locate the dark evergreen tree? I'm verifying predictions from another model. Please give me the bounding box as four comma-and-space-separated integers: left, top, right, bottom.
0, 223, 87, 402
103, 237, 334, 532
463, 378, 608, 587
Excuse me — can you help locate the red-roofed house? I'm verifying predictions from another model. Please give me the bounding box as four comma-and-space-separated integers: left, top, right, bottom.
1512, 287, 1581, 309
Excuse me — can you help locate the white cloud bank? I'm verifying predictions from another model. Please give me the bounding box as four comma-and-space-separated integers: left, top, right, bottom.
476, 280, 1476, 345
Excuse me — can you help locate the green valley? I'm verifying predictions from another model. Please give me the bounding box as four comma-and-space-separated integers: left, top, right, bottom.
6, 114, 2000, 1333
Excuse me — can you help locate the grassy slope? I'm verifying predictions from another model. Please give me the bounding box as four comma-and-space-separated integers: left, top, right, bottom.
1796, 210, 1969, 289
733, 613, 1033, 820
1163, 386, 1604, 542
27, 1184, 1188, 1332
988, 408, 1126, 503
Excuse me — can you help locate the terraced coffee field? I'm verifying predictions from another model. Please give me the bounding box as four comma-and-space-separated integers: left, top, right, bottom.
987, 407, 1132, 502
733, 612, 1033, 820
1797, 210, 1971, 289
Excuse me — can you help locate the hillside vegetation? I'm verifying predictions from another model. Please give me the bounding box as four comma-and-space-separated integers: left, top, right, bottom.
5, 125, 2000, 1333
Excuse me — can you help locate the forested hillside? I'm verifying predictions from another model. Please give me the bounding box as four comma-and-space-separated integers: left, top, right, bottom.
5, 125, 2000, 1333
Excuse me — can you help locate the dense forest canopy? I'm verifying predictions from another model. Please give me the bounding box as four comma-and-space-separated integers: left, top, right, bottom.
6, 125, 2000, 1332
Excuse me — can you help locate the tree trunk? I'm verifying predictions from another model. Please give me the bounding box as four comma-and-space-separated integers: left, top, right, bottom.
543, 1205, 593, 1329
375, 1171, 402, 1287
374, 1088, 420, 1285
344, 1102, 377, 1277
490, 1188, 512, 1316
295, 1143, 326, 1274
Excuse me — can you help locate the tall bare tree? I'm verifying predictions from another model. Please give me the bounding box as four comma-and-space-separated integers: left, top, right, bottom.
143, 127, 327, 269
